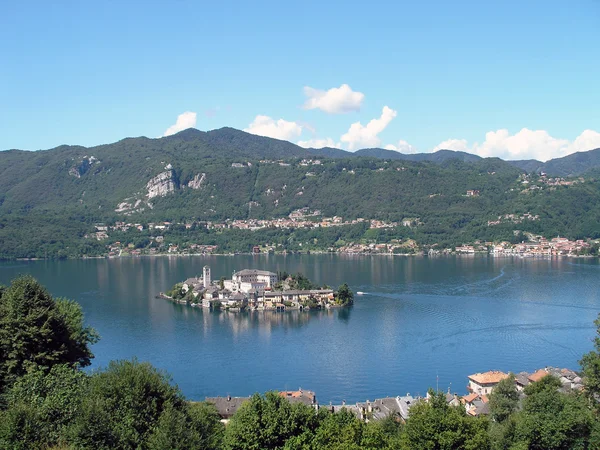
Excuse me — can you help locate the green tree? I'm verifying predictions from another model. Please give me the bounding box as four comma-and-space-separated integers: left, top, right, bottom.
68, 359, 187, 449
489, 373, 519, 423
310, 408, 364, 449
509, 375, 595, 449
147, 401, 224, 450
336, 283, 354, 306
401, 390, 490, 450
223, 391, 319, 450
0, 364, 87, 449
580, 313, 600, 410
0, 276, 98, 393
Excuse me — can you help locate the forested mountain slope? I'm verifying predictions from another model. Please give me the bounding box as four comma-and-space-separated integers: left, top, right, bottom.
1, 128, 600, 258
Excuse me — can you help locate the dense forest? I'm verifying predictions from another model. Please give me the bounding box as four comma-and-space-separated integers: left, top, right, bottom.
1, 275, 600, 449
1, 128, 600, 259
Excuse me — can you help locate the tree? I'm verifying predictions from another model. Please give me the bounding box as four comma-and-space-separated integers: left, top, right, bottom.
68, 359, 187, 449
489, 373, 519, 422
147, 401, 224, 450
336, 283, 354, 306
580, 313, 600, 409
0, 364, 87, 449
310, 408, 364, 449
508, 375, 595, 449
223, 392, 318, 450
0, 276, 98, 393
401, 390, 491, 450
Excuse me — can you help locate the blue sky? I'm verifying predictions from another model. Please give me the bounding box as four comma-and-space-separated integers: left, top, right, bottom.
1, 0, 599, 160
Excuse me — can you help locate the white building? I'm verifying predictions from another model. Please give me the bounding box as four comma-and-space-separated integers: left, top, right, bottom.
225, 269, 278, 293
467, 371, 509, 395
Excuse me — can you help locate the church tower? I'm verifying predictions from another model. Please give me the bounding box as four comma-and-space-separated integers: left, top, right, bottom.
203, 265, 211, 288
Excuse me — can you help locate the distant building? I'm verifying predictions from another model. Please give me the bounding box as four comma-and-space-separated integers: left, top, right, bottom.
205, 395, 250, 419
231, 269, 277, 290
279, 390, 317, 407
467, 371, 509, 395
466, 190, 480, 197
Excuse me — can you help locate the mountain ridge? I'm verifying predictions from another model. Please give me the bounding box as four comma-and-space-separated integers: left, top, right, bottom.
4, 127, 598, 177
1, 126, 600, 259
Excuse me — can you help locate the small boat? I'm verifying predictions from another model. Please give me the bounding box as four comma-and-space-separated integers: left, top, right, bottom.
356, 291, 365, 296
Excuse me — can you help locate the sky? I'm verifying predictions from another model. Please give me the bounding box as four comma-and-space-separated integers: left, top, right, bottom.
1, 0, 599, 161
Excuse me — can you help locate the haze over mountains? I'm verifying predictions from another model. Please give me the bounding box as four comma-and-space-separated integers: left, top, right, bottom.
5, 127, 600, 177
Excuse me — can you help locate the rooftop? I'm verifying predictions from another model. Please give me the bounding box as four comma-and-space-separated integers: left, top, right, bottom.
528, 369, 550, 383
234, 269, 277, 277
468, 370, 509, 384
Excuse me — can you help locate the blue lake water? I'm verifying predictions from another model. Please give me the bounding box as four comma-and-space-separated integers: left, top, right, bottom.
1, 255, 598, 403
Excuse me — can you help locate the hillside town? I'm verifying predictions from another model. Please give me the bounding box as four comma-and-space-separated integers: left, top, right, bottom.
161, 266, 351, 312
87, 207, 598, 258
207, 366, 584, 423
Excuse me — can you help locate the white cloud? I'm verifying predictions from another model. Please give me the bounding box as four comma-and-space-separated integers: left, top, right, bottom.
384, 140, 417, 154
434, 128, 600, 161
303, 84, 365, 114
297, 138, 342, 149
433, 138, 469, 153
244, 115, 303, 141
340, 106, 397, 150
162, 111, 197, 137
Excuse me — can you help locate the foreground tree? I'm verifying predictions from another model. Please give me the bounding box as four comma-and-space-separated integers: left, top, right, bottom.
309, 408, 363, 449
0, 365, 87, 449
580, 313, 600, 409
0, 276, 98, 393
223, 391, 320, 450
506, 375, 595, 449
401, 390, 491, 450
147, 401, 224, 450
68, 359, 209, 449
489, 373, 519, 423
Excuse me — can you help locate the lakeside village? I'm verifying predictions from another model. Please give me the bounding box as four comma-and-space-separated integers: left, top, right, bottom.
90, 207, 597, 258
206, 366, 584, 423
159, 266, 354, 312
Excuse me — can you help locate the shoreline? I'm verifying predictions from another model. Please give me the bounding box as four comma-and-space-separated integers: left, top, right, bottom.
7, 252, 598, 262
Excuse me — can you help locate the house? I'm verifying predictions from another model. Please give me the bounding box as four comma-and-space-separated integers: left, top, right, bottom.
466, 190, 480, 197
462, 393, 490, 416
526, 367, 584, 392
467, 371, 509, 395
205, 396, 250, 419
279, 390, 317, 407
514, 372, 531, 391
528, 369, 549, 384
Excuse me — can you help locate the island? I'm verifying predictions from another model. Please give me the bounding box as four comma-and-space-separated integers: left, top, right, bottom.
160, 266, 354, 312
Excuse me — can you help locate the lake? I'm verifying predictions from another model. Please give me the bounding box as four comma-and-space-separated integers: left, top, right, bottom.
1, 254, 598, 403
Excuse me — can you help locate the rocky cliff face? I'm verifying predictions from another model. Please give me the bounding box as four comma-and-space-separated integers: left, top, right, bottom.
146, 170, 176, 198
187, 173, 206, 189
69, 155, 99, 178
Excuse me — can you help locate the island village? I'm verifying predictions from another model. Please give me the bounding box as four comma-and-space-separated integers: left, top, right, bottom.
160, 266, 352, 312
207, 366, 584, 423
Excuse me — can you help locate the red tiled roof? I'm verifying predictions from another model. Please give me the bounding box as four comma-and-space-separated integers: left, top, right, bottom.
528, 369, 549, 383
468, 371, 509, 384
463, 393, 478, 403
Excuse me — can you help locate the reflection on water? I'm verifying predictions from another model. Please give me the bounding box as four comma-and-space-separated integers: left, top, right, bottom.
171, 305, 351, 337
0, 255, 599, 403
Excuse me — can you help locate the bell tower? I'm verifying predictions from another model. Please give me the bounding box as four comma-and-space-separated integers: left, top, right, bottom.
203, 265, 211, 288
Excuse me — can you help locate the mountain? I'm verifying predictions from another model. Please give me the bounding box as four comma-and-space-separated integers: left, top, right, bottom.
538, 149, 600, 177
507, 149, 600, 177
1, 127, 600, 259
508, 159, 544, 173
